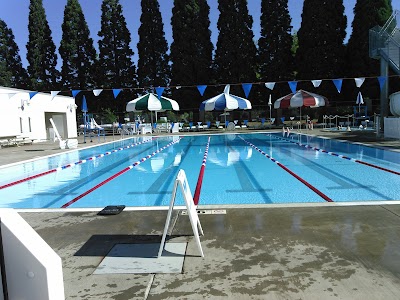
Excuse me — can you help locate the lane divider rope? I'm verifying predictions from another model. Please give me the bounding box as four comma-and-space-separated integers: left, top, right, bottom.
268, 134, 400, 176
61, 137, 182, 208
239, 135, 333, 202
0, 137, 156, 190
193, 136, 211, 205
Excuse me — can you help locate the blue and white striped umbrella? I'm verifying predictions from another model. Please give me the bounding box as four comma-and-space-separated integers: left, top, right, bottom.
199, 85, 252, 112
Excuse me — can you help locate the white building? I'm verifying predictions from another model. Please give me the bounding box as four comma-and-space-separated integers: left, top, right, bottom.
0, 86, 77, 143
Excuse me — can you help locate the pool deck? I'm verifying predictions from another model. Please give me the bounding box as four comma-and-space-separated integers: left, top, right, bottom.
2, 129, 400, 299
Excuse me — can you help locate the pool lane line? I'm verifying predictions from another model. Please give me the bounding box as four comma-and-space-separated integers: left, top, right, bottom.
0, 137, 156, 190
61, 137, 183, 208
239, 136, 333, 202
193, 136, 211, 205
268, 134, 400, 176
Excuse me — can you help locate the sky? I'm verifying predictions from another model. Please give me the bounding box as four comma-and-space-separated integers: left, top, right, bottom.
0, 0, 399, 68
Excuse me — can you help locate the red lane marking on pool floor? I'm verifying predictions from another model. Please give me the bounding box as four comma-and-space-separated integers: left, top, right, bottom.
61, 137, 182, 208
239, 136, 333, 202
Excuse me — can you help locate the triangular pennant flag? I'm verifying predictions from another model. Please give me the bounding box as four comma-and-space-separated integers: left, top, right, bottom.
332, 79, 343, 93
51, 91, 60, 100
197, 85, 207, 96
288, 81, 297, 93
93, 89, 103, 96
176, 86, 181, 89
311, 80, 322, 88
378, 76, 387, 90
29, 92, 38, 99
265, 82, 275, 90
113, 89, 122, 99
354, 77, 365, 88
242, 83, 252, 98
6, 93, 17, 99
71, 90, 81, 98
155, 87, 165, 99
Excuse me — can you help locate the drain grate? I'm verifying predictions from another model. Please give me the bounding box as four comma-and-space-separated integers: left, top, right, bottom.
181, 209, 226, 215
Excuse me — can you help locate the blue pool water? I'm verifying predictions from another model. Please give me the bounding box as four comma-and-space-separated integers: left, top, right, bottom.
0, 133, 399, 209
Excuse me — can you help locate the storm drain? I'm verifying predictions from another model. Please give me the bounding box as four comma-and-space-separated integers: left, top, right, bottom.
181, 209, 226, 215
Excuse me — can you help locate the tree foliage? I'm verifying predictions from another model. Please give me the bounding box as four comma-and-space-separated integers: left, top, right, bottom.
296, 0, 347, 81
137, 0, 170, 89
0, 19, 28, 88
258, 0, 293, 82
59, 0, 97, 90
26, 0, 59, 90
213, 0, 257, 86
170, 0, 214, 110
98, 0, 137, 89
346, 0, 393, 77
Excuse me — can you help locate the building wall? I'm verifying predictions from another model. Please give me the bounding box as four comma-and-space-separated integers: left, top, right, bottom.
0, 87, 77, 141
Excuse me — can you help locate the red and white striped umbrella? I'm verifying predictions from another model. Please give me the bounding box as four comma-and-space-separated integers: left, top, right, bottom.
274, 90, 328, 109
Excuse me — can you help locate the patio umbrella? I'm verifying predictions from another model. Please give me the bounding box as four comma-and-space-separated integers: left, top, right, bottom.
126, 93, 179, 125
199, 85, 252, 125
81, 96, 89, 143
274, 90, 328, 126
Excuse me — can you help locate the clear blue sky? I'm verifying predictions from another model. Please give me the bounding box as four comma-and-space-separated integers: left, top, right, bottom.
0, 0, 398, 68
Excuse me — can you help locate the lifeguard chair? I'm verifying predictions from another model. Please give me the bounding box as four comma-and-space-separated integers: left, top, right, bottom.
353, 106, 369, 126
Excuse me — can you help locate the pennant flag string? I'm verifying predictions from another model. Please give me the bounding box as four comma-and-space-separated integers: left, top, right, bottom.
14, 74, 400, 98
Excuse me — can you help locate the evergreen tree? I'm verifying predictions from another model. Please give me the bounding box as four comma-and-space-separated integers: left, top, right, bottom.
26, 0, 59, 90
97, 0, 137, 119
170, 0, 213, 110
258, 0, 293, 82
59, 0, 97, 90
0, 19, 29, 88
213, 0, 257, 86
296, 0, 347, 81
137, 0, 170, 89
347, 0, 392, 77
98, 0, 137, 88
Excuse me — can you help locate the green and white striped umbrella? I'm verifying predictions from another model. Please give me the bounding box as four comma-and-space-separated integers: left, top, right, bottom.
126, 93, 179, 112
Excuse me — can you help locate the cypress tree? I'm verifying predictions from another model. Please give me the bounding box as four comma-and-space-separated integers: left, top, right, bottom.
97, 0, 137, 118
59, 0, 97, 90
258, 0, 293, 82
26, 0, 59, 90
296, 0, 347, 81
170, 0, 213, 110
137, 0, 170, 89
347, 0, 393, 77
0, 19, 29, 88
213, 0, 257, 86
98, 0, 137, 88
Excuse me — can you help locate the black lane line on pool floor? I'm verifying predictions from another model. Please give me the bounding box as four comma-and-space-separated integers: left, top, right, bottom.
239, 135, 333, 202
268, 133, 400, 176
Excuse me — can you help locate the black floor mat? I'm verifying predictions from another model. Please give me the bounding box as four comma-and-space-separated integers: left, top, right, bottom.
97, 205, 126, 216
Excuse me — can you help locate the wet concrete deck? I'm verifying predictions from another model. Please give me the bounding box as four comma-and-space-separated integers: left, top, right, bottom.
2, 129, 400, 299
20, 205, 400, 299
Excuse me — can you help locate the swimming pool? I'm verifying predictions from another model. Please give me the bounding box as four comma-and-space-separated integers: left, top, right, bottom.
0, 133, 399, 209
